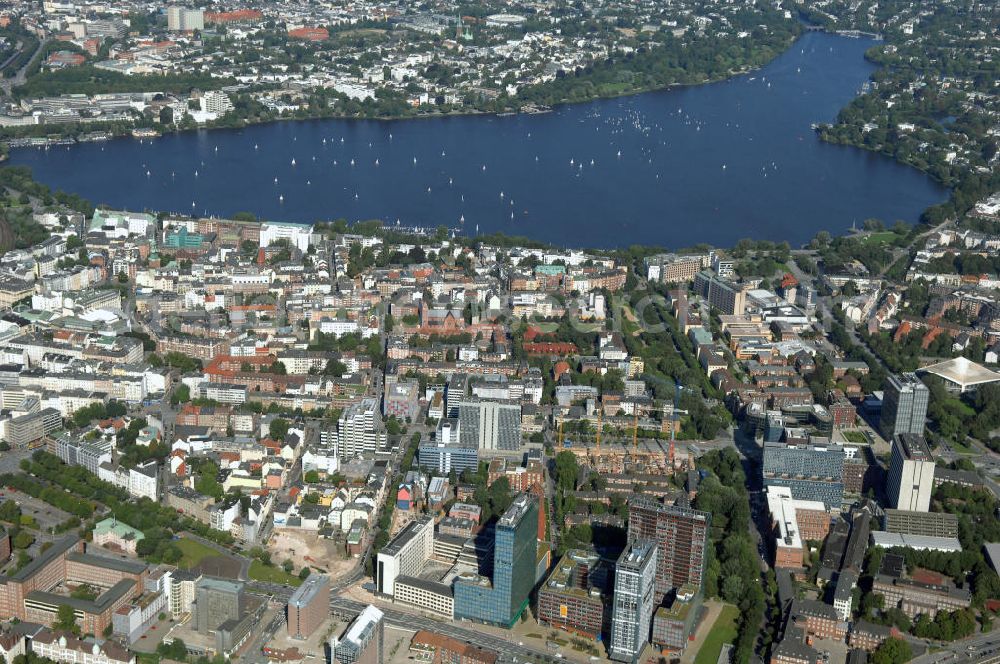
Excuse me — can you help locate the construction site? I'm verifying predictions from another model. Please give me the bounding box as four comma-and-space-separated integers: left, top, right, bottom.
552, 409, 697, 476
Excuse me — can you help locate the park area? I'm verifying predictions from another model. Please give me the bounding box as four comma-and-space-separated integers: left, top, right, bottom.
249, 559, 302, 586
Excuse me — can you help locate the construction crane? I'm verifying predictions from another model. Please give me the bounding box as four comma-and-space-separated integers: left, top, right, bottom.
669, 380, 690, 470
632, 411, 640, 454
595, 410, 602, 453
557, 418, 565, 448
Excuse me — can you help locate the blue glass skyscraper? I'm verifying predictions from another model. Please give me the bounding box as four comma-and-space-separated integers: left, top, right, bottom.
453, 493, 539, 627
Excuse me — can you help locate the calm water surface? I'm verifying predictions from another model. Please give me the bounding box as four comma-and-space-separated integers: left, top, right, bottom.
11, 32, 947, 248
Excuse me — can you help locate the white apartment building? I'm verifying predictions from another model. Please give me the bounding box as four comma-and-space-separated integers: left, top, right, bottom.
336, 398, 387, 458
259, 222, 314, 251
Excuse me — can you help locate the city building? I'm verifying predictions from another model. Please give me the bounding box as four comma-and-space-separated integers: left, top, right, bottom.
882, 509, 958, 538
626, 497, 710, 605
770, 637, 820, 664
762, 442, 845, 510
887, 433, 935, 512
609, 539, 657, 663
644, 253, 709, 284
453, 494, 538, 627
872, 568, 971, 618
693, 270, 748, 315
848, 621, 894, 652
376, 516, 434, 596
194, 578, 243, 634
789, 599, 848, 641
0, 536, 148, 636
487, 458, 544, 492
457, 399, 521, 451
880, 373, 929, 438
166, 6, 204, 31
331, 605, 384, 664
919, 356, 1000, 394
409, 631, 497, 664
650, 585, 700, 654
287, 574, 330, 639
337, 398, 387, 459
418, 420, 478, 474
765, 487, 830, 571
92, 517, 145, 555
392, 577, 454, 618
384, 379, 420, 422
536, 550, 605, 639
833, 569, 858, 621
259, 222, 313, 251
113, 590, 167, 645
31, 629, 135, 664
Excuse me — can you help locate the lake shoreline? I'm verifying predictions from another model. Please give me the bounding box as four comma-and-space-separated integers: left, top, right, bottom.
3, 33, 802, 152
8, 32, 948, 250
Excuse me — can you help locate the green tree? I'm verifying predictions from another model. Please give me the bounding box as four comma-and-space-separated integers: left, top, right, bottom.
53, 604, 79, 633
323, 359, 347, 376
269, 418, 290, 441
554, 451, 579, 492
157, 638, 188, 660
871, 638, 911, 664
12, 531, 34, 549
171, 383, 191, 405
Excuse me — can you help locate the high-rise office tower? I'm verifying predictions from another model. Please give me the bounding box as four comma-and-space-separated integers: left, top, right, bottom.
609, 539, 658, 663
887, 433, 935, 512
880, 373, 929, 438
453, 493, 539, 627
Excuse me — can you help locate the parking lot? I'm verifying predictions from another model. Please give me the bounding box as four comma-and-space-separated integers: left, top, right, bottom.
0, 485, 73, 533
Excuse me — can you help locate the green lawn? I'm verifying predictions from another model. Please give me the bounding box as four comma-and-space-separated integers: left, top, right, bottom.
861, 231, 898, 245
949, 437, 975, 455
693, 603, 740, 664
249, 559, 303, 586
175, 537, 219, 569
842, 430, 868, 444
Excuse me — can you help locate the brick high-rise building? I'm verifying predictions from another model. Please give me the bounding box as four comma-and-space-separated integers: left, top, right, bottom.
626, 497, 710, 605
287, 574, 330, 639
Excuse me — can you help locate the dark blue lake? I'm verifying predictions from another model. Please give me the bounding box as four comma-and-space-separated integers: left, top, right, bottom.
10, 31, 947, 248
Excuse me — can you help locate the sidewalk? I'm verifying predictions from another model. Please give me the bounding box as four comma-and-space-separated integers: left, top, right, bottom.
680, 599, 726, 664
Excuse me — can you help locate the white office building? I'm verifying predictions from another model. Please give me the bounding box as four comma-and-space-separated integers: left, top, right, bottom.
375, 516, 434, 596
887, 433, 936, 512
610, 539, 657, 663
